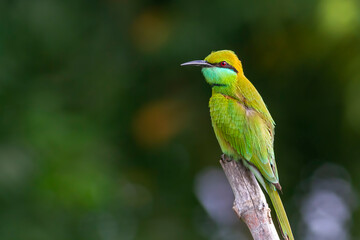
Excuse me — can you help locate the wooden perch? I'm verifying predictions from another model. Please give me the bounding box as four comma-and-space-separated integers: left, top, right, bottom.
220, 157, 280, 240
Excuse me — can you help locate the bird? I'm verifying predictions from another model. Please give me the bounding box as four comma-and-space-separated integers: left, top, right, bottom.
181, 50, 294, 240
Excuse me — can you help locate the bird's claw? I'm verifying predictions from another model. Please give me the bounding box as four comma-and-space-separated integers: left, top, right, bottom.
221, 154, 232, 162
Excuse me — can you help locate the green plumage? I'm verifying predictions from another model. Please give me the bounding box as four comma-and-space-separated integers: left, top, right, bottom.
209, 92, 278, 183
181, 50, 294, 240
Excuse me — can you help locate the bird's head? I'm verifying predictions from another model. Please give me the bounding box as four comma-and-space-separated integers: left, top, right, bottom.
181, 50, 244, 95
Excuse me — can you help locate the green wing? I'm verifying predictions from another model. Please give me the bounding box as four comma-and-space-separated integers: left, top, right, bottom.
210, 93, 278, 184
237, 76, 275, 126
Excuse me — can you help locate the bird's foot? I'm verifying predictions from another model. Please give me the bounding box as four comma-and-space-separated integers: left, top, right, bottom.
221, 154, 233, 162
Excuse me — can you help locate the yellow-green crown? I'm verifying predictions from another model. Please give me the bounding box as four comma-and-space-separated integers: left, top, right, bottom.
204, 50, 243, 74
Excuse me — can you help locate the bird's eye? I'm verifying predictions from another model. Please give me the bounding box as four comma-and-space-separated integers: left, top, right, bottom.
220, 61, 227, 66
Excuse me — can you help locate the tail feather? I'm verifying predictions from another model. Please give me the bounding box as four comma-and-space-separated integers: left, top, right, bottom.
265, 182, 294, 240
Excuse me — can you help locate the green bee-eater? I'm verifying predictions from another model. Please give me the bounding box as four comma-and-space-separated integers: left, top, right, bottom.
181, 50, 294, 240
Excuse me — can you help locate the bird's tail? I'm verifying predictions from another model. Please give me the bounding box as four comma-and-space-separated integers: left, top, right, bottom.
265, 182, 294, 240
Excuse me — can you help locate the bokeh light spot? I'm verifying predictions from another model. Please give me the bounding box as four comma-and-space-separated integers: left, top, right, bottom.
133, 100, 186, 148
318, 0, 359, 36
131, 9, 170, 53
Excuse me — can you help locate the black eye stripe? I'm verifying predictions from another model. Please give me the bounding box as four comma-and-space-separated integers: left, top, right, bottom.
213, 61, 238, 73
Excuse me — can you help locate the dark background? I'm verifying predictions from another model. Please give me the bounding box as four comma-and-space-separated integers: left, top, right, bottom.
1, 0, 359, 239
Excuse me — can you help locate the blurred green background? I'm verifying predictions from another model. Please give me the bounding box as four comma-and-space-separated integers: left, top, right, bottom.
1, 0, 360, 239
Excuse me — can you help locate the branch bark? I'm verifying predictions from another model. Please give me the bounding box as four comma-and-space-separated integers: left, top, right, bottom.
220, 158, 280, 240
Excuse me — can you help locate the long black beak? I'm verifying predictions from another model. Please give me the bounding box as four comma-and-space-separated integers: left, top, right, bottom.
180, 60, 213, 67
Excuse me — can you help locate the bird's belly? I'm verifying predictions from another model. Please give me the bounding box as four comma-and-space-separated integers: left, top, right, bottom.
209, 93, 245, 159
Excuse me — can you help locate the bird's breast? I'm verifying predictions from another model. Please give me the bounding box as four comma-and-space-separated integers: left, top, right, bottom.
209, 93, 247, 126
208, 93, 248, 158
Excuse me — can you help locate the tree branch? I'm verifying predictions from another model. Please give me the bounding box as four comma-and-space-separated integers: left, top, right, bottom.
220, 158, 280, 240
